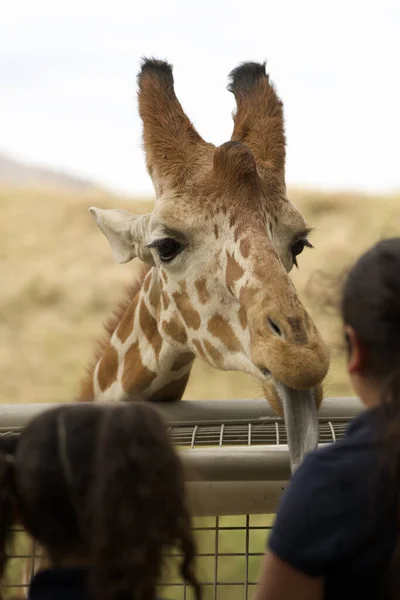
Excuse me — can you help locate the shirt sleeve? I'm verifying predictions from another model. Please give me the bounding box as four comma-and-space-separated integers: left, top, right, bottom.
267, 451, 348, 577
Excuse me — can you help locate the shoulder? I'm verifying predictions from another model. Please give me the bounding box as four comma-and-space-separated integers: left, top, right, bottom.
267, 409, 385, 576
281, 408, 383, 510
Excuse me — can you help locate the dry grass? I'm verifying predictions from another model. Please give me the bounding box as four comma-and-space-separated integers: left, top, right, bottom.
1, 186, 399, 405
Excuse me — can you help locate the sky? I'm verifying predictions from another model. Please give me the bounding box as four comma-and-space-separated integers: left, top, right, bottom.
1, 0, 399, 197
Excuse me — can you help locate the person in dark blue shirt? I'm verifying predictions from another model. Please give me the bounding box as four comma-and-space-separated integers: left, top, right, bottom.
254, 237, 400, 600
0, 402, 201, 600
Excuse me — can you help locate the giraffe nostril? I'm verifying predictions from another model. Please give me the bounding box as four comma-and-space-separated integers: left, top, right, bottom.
267, 316, 284, 339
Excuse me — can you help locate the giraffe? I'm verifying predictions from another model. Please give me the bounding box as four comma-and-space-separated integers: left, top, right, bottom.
20, 58, 330, 593
82, 57, 330, 466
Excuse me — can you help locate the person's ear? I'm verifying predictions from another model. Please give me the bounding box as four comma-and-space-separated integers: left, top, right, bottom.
344, 325, 367, 374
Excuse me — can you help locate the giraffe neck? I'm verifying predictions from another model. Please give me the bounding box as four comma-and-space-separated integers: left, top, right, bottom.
79, 268, 195, 402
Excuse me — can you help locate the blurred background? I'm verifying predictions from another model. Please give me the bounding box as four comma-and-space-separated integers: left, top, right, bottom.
1, 0, 399, 405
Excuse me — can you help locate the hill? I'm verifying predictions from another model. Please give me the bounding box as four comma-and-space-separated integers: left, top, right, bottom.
0, 152, 100, 193
1, 186, 399, 404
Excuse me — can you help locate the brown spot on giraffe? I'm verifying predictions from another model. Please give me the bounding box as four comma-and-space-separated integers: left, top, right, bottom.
195, 278, 209, 304
214, 224, 219, 239
139, 297, 163, 360
149, 373, 191, 402
240, 237, 251, 258
204, 339, 223, 366
161, 270, 168, 284
208, 315, 243, 353
122, 341, 157, 393
192, 339, 208, 362
226, 250, 245, 292
162, 316, 188, 345
171, 352, 195, 372
116, 293, 139, 344
239, 284, 257, 308
98, 345, 119, 392
172, 281, 201, 330
238, 306, 248, 329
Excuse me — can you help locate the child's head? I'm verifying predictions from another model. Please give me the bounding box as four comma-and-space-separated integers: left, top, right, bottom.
342, 237, 400, 596
0, 402, 200, 600
341, 237, 400, 404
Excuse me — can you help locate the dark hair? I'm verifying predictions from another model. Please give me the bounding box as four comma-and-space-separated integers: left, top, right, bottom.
0, 402, 201, 600
341, 237, 400, 597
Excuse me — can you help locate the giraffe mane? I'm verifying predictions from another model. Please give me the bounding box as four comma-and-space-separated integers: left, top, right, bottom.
102, 264, 152, 342
79, 263, 152, 397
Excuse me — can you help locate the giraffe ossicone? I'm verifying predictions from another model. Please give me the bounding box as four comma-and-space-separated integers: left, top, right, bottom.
84, 57, 330, 472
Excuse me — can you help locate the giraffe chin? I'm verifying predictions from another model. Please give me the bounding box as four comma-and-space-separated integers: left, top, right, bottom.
262, 378, 323, 474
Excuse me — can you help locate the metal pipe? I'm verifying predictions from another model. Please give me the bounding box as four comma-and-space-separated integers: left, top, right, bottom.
0, 397, 363, 430
182, 443, 333, 482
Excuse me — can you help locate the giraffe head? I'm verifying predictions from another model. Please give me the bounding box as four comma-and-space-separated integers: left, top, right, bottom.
90, 58, 330, 470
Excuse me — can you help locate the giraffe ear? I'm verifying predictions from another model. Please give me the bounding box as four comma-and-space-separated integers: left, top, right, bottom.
89, 207, 155, 266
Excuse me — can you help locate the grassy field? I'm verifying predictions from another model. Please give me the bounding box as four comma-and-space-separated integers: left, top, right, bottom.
1, 185, 400, 405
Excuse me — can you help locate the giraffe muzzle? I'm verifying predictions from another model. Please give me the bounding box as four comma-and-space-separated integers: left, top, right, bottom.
249, 303, 330, 391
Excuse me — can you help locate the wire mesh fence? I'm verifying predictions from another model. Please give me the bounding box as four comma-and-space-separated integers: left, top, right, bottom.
2, 516, 273, 600
0, 398, 362, 599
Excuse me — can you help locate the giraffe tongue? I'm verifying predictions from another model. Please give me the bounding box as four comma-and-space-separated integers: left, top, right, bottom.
276, 383, 319, 474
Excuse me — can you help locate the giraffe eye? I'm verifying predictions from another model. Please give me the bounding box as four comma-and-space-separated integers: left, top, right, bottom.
149, 238, 184, 263
291, 238, 313, 268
